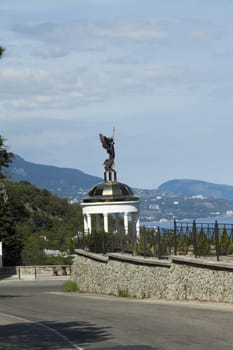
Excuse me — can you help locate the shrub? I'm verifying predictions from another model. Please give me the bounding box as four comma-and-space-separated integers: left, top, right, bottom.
117, 288, 130, 297
197, 228, 210, 256
62, 280, 79, 292
178, 235, 189, 255
220, 225, 233, 255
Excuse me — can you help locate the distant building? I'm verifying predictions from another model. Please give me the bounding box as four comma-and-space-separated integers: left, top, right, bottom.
149, 204, 160, 210
44, 249, 63, 257
191, 195, 205, 200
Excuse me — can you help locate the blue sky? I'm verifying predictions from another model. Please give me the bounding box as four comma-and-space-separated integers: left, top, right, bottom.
1, 0, 233, 189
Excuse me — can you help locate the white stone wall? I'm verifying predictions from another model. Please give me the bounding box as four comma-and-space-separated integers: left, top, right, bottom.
167, 263, 233, 303
72, 251, 233, 303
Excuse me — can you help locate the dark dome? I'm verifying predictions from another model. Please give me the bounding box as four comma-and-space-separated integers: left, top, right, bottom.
82, 181, 139, 203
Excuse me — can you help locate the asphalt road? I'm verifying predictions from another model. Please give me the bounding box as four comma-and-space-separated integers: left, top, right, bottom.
0, 279, 233, 350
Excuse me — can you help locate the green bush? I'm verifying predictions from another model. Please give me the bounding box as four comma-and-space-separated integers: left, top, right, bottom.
178, 235, 189, 255
135, 235, 154, 257
197, 228, 210, 256
62, 280, 79, 292
220, 225, 233, 255
117, 288, 130, 297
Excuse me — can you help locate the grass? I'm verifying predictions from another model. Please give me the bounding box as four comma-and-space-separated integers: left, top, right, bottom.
62, 280, 79, 292
117, 288, 130, 297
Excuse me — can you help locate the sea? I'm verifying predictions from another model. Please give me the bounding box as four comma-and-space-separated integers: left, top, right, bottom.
141, 216, 233, 230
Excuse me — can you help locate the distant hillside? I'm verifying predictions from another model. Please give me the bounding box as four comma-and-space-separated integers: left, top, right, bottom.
6, 155, 233, 220
6, 155, 102, 200
158, 179, 233, 200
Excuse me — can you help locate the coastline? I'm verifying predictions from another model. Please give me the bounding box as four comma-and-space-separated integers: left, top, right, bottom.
142, 215, 233, 229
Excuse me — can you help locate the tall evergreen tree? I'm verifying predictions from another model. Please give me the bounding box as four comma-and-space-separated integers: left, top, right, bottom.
0, 46, 5, 58
0, 135, 14, 179
220, 225, 233, 255
0, 136, 20, 265
197, 227, 210, 256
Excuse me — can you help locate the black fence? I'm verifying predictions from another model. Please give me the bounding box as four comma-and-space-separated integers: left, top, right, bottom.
76, 220, 233, 261
174, 220, 233, 261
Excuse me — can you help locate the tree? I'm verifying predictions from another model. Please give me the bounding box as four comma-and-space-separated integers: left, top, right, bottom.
178, 234, 189, 255
0, 194, 23, 266
220, 225, 233, 255
4, 180, 84, 264
197, 227, 210, 256
0, 136, 19, 265
0, 46, 5, 58
0, 54, 11, 177
21, 235, 47, 265
0, 135, 14, 179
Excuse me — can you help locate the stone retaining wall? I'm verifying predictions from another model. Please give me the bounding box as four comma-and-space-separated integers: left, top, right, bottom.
72, 250, 233, 303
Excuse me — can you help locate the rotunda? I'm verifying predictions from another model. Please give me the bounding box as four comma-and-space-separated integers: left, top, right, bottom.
81, 133, 140, 237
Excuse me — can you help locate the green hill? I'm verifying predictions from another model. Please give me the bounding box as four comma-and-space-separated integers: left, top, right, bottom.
158, 179, 233, 200
2, 180, 83, 266
7, 155, 102, 200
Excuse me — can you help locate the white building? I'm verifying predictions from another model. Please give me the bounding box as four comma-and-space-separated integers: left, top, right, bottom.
81, 171, 140, 238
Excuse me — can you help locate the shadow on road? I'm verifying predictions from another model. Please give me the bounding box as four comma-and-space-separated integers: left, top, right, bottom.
94, 346, 159, 350
0, 319, 111, 349
0, 295, 24, 298
0, 266, 17, 280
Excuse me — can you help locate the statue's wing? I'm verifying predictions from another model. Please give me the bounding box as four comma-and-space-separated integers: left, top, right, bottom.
99, 133, 108, 150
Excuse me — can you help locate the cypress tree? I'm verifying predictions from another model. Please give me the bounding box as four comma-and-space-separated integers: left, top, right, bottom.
220, 225, 233, 255
197, 227, 210, 256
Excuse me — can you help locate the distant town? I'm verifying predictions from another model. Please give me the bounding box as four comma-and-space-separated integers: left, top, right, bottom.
68, 187, 233, 223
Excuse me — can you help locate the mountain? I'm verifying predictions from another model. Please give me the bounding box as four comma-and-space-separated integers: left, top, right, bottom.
158, 179, 233, 200
6, 155, 102, 200
5, 155, 233, 220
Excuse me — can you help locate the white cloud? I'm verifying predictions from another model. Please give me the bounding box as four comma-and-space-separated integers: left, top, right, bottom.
95, 22, 168, 42
2, 0, 233, 188
192, 28, 226, 41
12, 20, 168, 58
0, 67, 85, 111
3, 16, 230, 116
1, 59, 229, 116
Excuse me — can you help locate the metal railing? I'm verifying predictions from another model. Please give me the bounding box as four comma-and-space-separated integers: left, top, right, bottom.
76, 220, 233, 261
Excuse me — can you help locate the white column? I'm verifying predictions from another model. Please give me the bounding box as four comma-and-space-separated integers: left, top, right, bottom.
124, 212, 129, 235
0, 242, 2, 268
131, 213, 137, 239
83, 214, 88, 235
136, 213, 140, 237
87, 214, 92, 234
103, 213, 109, 232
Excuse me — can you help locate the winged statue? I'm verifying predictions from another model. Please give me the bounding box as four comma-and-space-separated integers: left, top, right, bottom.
99, 129, 115, 172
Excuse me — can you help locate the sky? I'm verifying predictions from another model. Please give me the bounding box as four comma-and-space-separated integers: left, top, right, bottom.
1, 0, 233, 189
